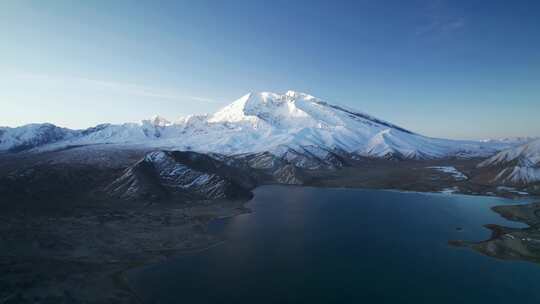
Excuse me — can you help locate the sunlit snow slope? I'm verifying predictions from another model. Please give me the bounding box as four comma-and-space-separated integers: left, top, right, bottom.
479, 139, 540, 184
0, 91, 526, 159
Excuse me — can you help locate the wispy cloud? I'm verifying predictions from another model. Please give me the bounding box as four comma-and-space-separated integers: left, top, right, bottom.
15, 72, 219, 103
415, 0, 466, 37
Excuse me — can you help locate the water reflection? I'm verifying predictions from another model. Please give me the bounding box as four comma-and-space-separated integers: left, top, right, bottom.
128, 186, 540, 304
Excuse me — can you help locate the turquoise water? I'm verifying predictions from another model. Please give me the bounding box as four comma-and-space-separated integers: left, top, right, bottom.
128, 186, 540, 303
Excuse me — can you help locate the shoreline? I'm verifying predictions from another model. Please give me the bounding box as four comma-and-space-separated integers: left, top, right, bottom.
450, 201, 540, 264
1, 184, 537, 303
254, 183, 539, 201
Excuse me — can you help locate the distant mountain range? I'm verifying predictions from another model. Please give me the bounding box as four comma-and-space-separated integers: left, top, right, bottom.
1, 91, 538, 201
478, 139, 540, 184
0, 91, 531, 159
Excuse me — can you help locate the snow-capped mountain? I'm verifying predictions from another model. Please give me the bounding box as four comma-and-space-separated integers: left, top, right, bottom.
0, 123, 78, 152
478, 139, 540, 184
0, 91, 524, 159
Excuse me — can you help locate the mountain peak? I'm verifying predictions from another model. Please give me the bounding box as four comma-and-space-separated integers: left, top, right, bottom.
478, 138, 540, 184
141, 115, 172, 128
0, 91, 524, 160
209, 91, 323, 126
148, 115, 171, 127
285, 90, 298, 97
208, 91, 415, 135
285, 90, 315, 99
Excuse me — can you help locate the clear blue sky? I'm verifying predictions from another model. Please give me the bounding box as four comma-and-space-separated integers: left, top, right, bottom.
1, 0, 539, 139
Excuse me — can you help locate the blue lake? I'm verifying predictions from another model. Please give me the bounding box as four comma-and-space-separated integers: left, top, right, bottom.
128, 186, 540, 303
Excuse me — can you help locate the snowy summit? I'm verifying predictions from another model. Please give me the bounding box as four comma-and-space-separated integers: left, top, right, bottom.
0, 91, 525, 159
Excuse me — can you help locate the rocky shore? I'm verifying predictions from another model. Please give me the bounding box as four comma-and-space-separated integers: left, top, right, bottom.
0, 199, 249, 303
450, 202, 540, 264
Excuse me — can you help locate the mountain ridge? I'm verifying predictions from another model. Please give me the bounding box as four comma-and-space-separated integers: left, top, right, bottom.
478, 139, 540, 185
0, 91, 533, 159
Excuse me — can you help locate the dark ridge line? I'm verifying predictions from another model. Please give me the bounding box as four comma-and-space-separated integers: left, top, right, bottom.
319, 102, 415, 135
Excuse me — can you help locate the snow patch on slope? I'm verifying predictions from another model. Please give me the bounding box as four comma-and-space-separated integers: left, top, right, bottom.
428, 166, 468, 180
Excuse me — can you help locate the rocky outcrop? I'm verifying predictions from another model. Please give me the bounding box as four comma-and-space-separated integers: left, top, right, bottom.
107, 151, 256, 201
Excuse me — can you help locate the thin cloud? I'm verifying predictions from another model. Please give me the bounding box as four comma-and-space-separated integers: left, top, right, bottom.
415, 17, 465, 36
415, 0, 466, 37
15, 72, 220, 103
442, 18, 465, 31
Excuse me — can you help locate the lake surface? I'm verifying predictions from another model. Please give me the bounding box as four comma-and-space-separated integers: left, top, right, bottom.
128, 186, 540, 303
